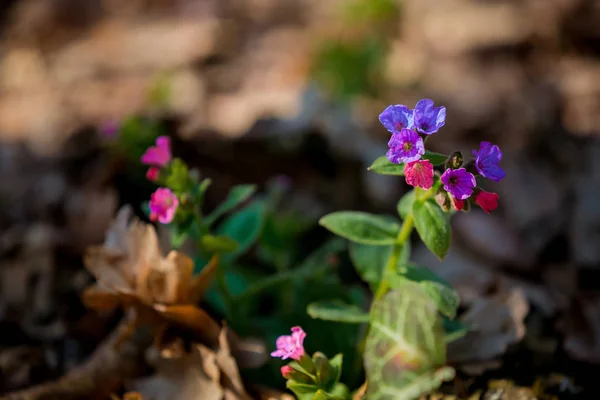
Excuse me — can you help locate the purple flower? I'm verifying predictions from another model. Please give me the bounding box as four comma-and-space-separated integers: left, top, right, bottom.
386, 128, 425, 164
472, 141, 506, 182
271, 326, 306, 361
414, 98, 446, 135
440, 168, 476, 200
379, 105, 414, 133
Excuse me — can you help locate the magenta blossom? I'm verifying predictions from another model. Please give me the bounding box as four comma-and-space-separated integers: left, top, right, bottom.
271, 326, 306, 361
149, 188, 179, 224
404, 159, 434, 190
440, 168, 476, 200
386, 128, 425, 164
141, 136, 172, 167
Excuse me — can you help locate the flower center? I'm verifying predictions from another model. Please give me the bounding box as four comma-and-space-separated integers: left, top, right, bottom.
403, 142, 413, 151
449, 176, 457, 185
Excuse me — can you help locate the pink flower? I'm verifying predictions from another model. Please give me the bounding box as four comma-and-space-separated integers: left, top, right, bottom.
149, 188, 179, 224
404, 160, 434, 190
271, 326, 306, 360
146, 167, 160, 182
141, 136, 172, 167
474, 190, 499, 214
280, 365, 294, 378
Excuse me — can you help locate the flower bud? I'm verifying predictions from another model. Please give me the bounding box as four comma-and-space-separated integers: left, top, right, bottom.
451, 197, 465, 211
445, 151, 464, 170
280, 365, 313, 383
146, 167, 160, 182
435, 187, 451, 212
473, 189, 499, 214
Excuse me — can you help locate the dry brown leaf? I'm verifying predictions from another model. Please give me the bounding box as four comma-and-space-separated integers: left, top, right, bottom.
153, 304, 222, 347
82, 205, 207, 308
448, 288, 529, 374
560, 295, 600, 363
130, 326, 251, 400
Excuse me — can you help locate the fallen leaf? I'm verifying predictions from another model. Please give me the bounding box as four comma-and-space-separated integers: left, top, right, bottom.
130, 326, 251, 400
448, 289, 529, 374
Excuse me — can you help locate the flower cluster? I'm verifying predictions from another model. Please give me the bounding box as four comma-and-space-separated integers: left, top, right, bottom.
379, 99, 505, 213
141, 136, 179, 224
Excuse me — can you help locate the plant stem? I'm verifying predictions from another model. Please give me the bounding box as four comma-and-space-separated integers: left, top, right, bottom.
373, 213, 414, 302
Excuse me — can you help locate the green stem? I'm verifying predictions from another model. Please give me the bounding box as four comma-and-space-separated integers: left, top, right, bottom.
373, 213, 414, 302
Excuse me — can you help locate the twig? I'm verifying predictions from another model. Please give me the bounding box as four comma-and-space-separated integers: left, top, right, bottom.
1, 313, 154, 400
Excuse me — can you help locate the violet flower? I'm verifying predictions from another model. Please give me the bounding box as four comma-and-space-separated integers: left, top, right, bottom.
379, 105, 415, 133
440, 168, 476, 200
386, 128, 425, 164
414, 98, 446, 135
472, 141, 506, 182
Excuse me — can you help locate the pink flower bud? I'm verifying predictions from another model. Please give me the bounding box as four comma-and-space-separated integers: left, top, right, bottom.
474, 190, 499, 214
280, 365, 294, 378
146, 167, 160, 182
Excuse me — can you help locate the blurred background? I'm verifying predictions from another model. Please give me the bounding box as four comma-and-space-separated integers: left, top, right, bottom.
1, 0, 600, 397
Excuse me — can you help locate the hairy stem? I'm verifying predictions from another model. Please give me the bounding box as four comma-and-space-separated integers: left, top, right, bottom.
373, 213, 414, 302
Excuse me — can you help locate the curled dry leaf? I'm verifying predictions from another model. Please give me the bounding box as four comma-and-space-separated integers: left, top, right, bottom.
82, 205, 219, 309
81, 205, 224, 347
448, 288, 529, 374
130, 326, 252, 400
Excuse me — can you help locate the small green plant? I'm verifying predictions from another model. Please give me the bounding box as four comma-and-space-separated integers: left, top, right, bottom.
304, 99, 504, 399
101, 95, 504, 399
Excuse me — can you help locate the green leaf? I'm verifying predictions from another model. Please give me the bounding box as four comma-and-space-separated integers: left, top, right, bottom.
216, 199, 266, 263
312, 390, 346, 400
396, 264, 452, 288
313, 352, 337, 390
287, 382, 320, 400
423, 151, 448, 166
319, 212, 400, 245
397, 189, 415, 220
307, 301, 369, 324
328, 354, 344, 384
198, 234, 239, 254
165, 158, 191, 194
367, 156, 404, 176
364, 283, 454, 400
170, 228, 188, 249
412, 200, 451, 259
349, 243, 392, 290
192, 178, 212, 205
205, 184, 257, 226
443, 317, 468, 343
349, 241, 411, 291
420, 281, 460, 319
